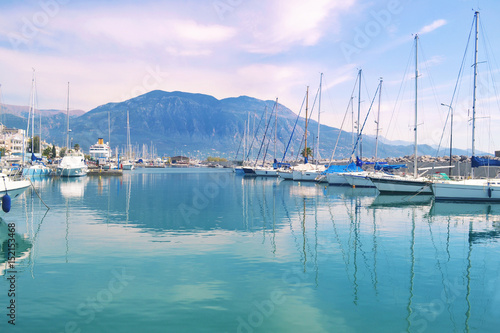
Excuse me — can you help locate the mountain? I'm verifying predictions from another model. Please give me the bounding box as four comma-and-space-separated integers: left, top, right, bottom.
0, 90, 465, 160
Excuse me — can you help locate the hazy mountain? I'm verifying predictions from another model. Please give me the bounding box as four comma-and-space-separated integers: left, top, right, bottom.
0, 90, 467, 160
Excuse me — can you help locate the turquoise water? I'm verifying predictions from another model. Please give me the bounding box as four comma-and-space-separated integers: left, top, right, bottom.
1, 168, 500, 332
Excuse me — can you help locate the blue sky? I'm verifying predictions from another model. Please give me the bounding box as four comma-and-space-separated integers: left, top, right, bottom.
1, 0, 499, 154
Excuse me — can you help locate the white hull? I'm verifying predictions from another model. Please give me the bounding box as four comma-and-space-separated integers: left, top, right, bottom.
293, 170, 323, 181
122, 163, 134, 170
278, 170, 293, 180
369, 174, 432, 194
342, 171, 374, 188
58, 167, 87, 177
432, 179, 500, 202
254, 168, 278, 177
327, 172, 349, 186
0, 174, 31, 201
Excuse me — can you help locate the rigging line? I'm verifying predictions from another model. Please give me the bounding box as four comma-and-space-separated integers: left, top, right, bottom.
480, 20, 500, 149
294, 85, 321, 162
244, 107, 266, 161
327, 75, 359, 165
349, 84, 381, 160
418, 41, 448, 144
281, 93, 306, 163
384, 39, 414, 141
254, 102, 276, 167
436, 18, 475, 156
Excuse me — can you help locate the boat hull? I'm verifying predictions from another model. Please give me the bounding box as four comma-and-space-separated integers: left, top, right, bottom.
0, 175, 30, 201
369, 175, 432, 194
293, 170, 322, 181
343, 172, 374, 188
121, 163, 134, 171
254, 168, 278, 177
22, 166, 51, 177
326, 172, 349, 186
58, 167, 87, 177
432, 179, 500, 202
278, 171, 293, 180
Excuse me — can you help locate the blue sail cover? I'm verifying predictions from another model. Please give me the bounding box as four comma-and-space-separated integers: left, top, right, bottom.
374, 163, 407, 171
31, 153, 42, 161
323, 162, 361, 175
471, 156, 500, 168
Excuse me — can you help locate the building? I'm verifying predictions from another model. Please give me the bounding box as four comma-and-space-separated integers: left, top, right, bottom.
170, 156, 190, 164
0, 125, 26, 156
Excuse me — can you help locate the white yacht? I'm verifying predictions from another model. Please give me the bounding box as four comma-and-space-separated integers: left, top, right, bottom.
57, 150, 88, 177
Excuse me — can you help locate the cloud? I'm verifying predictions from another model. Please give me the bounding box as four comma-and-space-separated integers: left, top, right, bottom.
419, 19, 447, 35
239, 0, 356, 54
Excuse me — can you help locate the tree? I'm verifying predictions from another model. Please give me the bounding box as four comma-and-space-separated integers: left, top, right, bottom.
0, 147, 7, 156
27, 135, 40, 153
74, 143, 80, 151
51, 145, 56, 158
42, 146, 52, 158
60, 147, 67, 158
301, 147, 313, 159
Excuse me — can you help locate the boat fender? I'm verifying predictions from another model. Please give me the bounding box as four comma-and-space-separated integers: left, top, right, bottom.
488, 187, 492, 198
2, 193, 11, 213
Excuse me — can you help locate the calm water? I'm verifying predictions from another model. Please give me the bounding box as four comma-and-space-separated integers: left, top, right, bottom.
1, 168, 500, 332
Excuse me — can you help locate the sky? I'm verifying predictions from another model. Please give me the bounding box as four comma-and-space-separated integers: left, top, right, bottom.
1, 0, 499, 155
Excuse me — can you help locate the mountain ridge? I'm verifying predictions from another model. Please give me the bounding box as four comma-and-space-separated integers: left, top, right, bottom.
1, 90, 476, 159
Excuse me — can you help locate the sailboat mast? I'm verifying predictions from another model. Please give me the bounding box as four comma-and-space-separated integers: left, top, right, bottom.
305, 86, 309, 163
31, 71, 35, 153
357, 69, 362, 159
414, 34, 419, 178
66, 82, 70, 149
274, 97, 278, 161
317, 73, 323, 165
127, 110, 131, 159
375, 78, 383, 161
471, 11, 479, 177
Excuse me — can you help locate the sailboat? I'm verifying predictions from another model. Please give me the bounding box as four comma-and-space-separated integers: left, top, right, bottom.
22, 69, 51, 178
57, 82, 87, 177
292, 74, 326, 181
368, 35, 433, 195
254, 98, 279, 177
343, 77, 384, 188
431, 11, 500, 201
121, 110, 134, 170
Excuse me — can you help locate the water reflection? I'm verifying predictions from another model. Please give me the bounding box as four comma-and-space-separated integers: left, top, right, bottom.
0, 217, 32, 276
2, 169, 499, 332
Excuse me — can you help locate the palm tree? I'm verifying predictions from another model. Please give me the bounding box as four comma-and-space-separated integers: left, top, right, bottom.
301, 147, 313, 159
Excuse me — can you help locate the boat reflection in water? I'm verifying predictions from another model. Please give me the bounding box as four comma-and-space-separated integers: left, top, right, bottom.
370, 194, 433, 208
0, 217, 32, 276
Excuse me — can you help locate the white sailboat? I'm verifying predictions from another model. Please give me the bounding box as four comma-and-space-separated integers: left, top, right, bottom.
292, 75, 326, 181
22, 69, 51, 178
343, 77, 384, 188
254, 98, 279, 177
431, 11, 500, 201
368, 35, 432, 195
57, 83, 87, 177
122, 110, 134, 170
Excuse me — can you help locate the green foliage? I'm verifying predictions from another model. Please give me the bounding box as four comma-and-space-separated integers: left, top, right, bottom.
301, 147, 313, 158
51, 145, 57, 158
42, 146, 52, 157
60, 147, 67, 158
206, 156, 227, 162
74, 143, 80, 151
